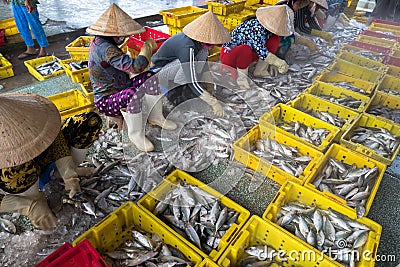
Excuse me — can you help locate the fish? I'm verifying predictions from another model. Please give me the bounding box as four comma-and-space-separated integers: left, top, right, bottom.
328, 81, 367, 95
367, 104, 400, 124
380, 88, 400, 97
35, 59, 63, 76
0, 218, 16, 234
276, 120, 330, 147
317, 93, 363, 110
299, 108, 348, 128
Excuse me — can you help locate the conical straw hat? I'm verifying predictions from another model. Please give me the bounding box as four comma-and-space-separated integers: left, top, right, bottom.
310, 0, 328, 9
86, 3, 145, 37
183, 11, 231, 44
256, 5, 295, 36
0, 93, 61, 169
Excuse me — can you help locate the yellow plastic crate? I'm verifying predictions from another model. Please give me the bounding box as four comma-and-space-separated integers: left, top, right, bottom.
341, 113, 400, 165
0, 55, 14, 79
376, 74, 400, 96
339, 44, 386, 62
329, 59, 382, 83
208, 45, 221, 62
263, 181, 382, 267
72, 202, 203, 266
47, 89, 93, 121
315, 69, 375, 96
160, 6, 208, 27
167, 25, 183, 36
198, 258, 219, 267
59, 58, 89, 84
306, 81, 371, 113
245, 0, 260, 5
304, 144, 386, 217
0, 18, 19, 36
368, 25, 400, 37
287, 93, 359, 142
233, 124, 324, 185
219, 9, 255, 31
206, 0, 246, 15
137, 169, 250, 262
384, 65, 400, 78
79, 82, 94, 103
390, 48, 400, 57
65, 36, 94, 61
259, 103, 340, 152
218, 215, 336, 267
356, 34, 398, 49
337, 51, 385, 72
24, 55, 65, 81
366, 91, 400, 124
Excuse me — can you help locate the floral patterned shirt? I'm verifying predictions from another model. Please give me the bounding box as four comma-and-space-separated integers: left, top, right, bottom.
88, 36, 138, 102
223, 18, 273, 60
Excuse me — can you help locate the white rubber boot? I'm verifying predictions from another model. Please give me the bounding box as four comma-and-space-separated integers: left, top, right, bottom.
236, 67, 251, 89
144, 94, 177, 130
121, 109, 154, 152
70, 147, 88, 166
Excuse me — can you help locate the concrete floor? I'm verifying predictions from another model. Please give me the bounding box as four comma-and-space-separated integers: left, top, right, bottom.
0, 2, 399, 266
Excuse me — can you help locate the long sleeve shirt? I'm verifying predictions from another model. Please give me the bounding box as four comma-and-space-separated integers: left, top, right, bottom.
223, 18, 273, 60
151, 32, 209, 97
88, 36, 141, 102
294, 6, 322, 34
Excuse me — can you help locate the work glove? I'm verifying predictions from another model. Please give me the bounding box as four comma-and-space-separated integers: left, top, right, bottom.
311, 29, 334, 45
296, 35, 319, 52
0, 181, 57, 230
55, 156, 81, 198
138, 38, 157, 63
199, 90, 224, 117
268, 64, 279, 77
202, 82, 216, 96
264, 53, 289, 74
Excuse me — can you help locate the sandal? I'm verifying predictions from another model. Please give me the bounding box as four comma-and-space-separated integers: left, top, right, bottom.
18, 51, 39, 60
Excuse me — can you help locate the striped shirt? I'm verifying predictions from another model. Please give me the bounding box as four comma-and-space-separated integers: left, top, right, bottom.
294, 6, 322, 34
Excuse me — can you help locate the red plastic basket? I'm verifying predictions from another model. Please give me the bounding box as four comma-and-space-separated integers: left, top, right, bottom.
361, 30, 400, 43
383, 55, 400, 67
349, 40, 392, 55
127, 26, 171, 53
35, 239, 107, 267
0, 29, 5, 46
373, 18, 400, 26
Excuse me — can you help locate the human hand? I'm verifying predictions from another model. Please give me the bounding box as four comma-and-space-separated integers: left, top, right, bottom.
268, 64, 279, 77
2, 0, 9, 5
24, 0, 35, 13
64, 177, 81, 198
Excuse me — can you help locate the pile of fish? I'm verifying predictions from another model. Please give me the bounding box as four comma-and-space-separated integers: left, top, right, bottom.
68, 60, 88, 71
277, 120, 330, 147
35, 59, 63, 76
61, 128, 168, 217
299, 108, 347, 128
379, 88, 400, 96
252, 136, 312, 178
348, 126, 400, 158
238, 245, 285, 267
317, 93, 363, 110
152, 179, 240, 254
344, 48, 385, 62
311, 158, 379, 217
0, 215, 17, 234
329, 81, 368, 95
276, 201, 371, 267
102, 230, 194, 267
367, 104, 400, 124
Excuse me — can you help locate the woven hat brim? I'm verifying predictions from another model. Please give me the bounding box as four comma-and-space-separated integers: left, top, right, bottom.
256, 6, 295, 37
183, 11, 231, 44
86, 4, 145, 37
0, 93, 61, 169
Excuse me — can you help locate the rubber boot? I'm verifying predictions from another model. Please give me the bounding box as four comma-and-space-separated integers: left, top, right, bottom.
144, 94, 177, 130
0, 180, 57, 230
236, 67, 251, 89
121, 109, 154, 152
70, 147, 93, 177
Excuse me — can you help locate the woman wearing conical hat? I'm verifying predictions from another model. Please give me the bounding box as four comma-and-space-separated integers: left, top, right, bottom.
0, 93, 102, 230
87, 4, 176, 152
316, 0, 350, 29
151, 11, 230, 116
220, 5, 295, 89
294, 0, 334, 44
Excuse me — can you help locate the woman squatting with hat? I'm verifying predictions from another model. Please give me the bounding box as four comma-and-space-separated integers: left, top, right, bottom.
151, 11, 230, 117
0, 93, 102, 230
88, 4, 177, 153
220, 5, 295, 89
